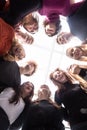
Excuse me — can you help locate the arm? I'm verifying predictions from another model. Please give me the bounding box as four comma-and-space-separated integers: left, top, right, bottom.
79, 56, 87, 62
68, 71, 87, 92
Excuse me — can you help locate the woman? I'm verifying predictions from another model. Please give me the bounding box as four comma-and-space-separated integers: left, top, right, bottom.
0, 18, 14, 56
3, 39, 26, 61
50, 68, 87, 130
66, 44, 87, 61
0, 18, 26, 61
38, 0, 85, 36
22, 84, 65, 130
21, 12, 39, 34
0, 81, 34, 130
0, 58, 37, 91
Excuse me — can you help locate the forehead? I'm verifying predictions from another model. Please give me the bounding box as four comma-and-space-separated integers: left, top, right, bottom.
23, 82, 33, 88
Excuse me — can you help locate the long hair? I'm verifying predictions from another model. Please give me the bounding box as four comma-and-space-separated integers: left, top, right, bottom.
3, 39, 25, 61
9, 81, 34, 104
50, 68, 74, 90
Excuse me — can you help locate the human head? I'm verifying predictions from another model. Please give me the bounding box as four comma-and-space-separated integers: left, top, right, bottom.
22, 13, 39, 34
43, 19, 61, 37
38, 84, 51, 100
8, 40, 26, 61
66, 46, 83, 60
20, 81, 34, 101
50, 68, 72, 87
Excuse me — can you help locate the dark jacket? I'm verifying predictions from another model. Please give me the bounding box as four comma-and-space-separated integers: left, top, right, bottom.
22, 100, 65, 130
79, 68, 87, 81
68, 0, 87, 41
0, 58, 21, 92
55, 82, 87, 128
0, 0, 42, 26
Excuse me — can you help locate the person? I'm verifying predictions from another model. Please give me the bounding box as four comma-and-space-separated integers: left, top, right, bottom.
56, 0, 87, 44
0, 0, 42, 26
50, 68, 87, 130
0, 58, 37, 92
22, 84, 65, 130
0, 17, 14, 56
20, 12, 39, 34
3, 39, 26, 61
0, 81, 34, 130
0, 17, 27, 60
15, 28, 34, 45
14, 12, 39, 44
66, 44, 87, 61
38, 0, 85, 36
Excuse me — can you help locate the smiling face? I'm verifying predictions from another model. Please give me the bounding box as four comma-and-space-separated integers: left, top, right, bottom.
21, 81, 34, 99
52, 69, 68, 83
45, 23, 56, 36
66, 47, 83, 60
38, 85, 51, 100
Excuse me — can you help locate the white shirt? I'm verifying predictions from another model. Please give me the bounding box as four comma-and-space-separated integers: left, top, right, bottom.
0, 88, 25, 124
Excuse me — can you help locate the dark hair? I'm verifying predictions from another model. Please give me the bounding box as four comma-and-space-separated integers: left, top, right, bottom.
44, 19, 61, 36
9, 81, 34, 104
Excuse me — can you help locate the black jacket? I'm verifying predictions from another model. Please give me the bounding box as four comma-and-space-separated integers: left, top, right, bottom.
22, 100, 65, 130
68, 0, 87, 41
0, 58, 21, 92
0, 0, 42, 26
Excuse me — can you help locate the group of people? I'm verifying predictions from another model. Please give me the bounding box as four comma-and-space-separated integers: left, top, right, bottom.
0, 0, 87, 130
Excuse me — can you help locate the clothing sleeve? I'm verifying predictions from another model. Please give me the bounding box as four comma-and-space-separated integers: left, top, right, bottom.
79, 69, 87, 79
9, 103, 29, 130
67, 0, 87, 41
55, 91, 62, 105
0, 18, 14, 55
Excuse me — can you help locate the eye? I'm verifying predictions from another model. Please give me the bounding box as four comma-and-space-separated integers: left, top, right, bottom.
70, 49, 74, 57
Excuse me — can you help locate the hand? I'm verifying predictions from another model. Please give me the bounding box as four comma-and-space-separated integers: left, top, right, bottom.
15, 32, 34, 44
67, 64, 81, 74
25, 34, 34, 44
57, 32, 73, 45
